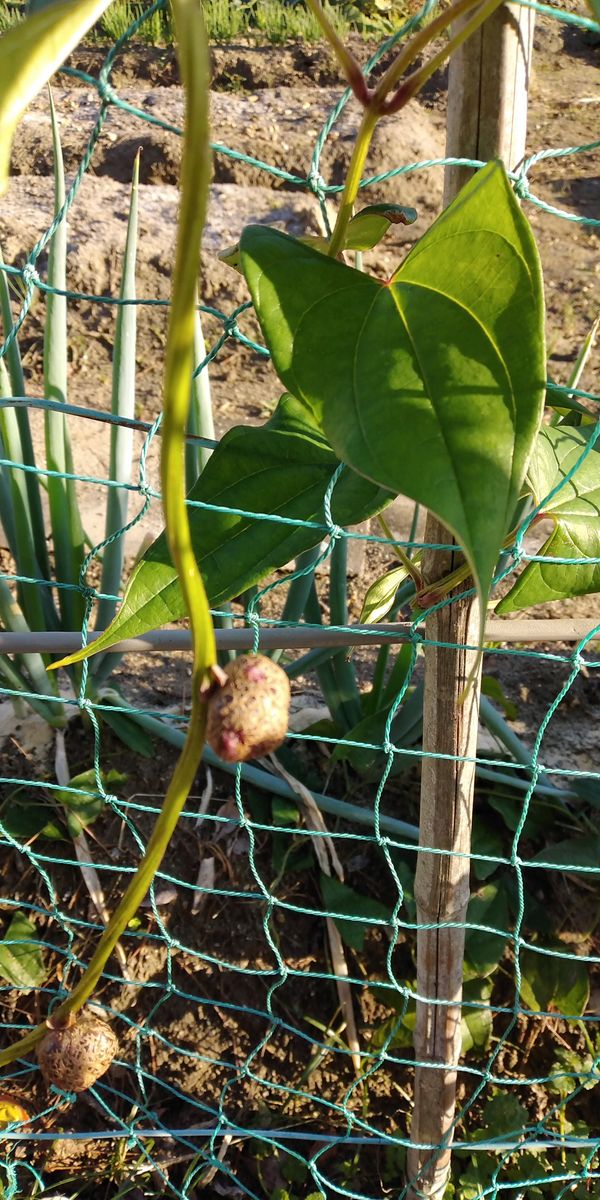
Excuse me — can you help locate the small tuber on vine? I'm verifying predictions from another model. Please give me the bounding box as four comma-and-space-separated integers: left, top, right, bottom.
37, 1012, 118, 1093
205, 654, 291, 763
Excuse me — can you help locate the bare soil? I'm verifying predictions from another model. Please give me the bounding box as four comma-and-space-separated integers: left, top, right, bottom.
0, 18, 599, 1199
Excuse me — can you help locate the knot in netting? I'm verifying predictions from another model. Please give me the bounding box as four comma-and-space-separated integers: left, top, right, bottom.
513, 173, 531, 201
246, 609, 261, 652
137, 477, 153, 501
79, 584, 98, 604
223, 315, 240, 340
97, 75, 118, 107
21, 261, 39, 291
306, 168, 327, 200
508, 542, 525, 570
78, 696, 96, 719
571, 648, 584, 672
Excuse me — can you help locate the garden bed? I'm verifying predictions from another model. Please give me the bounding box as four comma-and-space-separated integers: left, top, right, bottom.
0, 13, 599, 1200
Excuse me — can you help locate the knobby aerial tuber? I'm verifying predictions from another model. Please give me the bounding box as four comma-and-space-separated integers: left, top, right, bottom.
37, 1012, 118, 1093
205, 653, 290, 763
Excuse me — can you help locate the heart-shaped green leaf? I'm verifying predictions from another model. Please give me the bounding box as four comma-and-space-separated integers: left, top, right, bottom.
50, 768, 126, 838
319, 873, 391, 952
219, 204, 417, 275
241, 161, 546, 624
461, 978, 493, 1054
497, 425, 600, 612
331, 680, 423, 778
52, 394, 390, 669
481, 1093, 529, 1138
529, 835, 600, 872
0, 0, 112, 191
359, 564, 410, 625
520, 942, 589, 1017
0, 912, 46, 990
463, 880, 510, 981
344, 202, 417, 251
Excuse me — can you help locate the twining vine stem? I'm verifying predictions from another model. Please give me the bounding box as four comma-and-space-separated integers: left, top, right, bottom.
328, 107, 379, 257
0, 0, 215, 1070
371, 0, 506, 113
0, 0, 510, 1072
309, 0, 506, 258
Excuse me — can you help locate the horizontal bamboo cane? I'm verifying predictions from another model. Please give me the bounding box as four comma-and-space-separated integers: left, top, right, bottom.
0, 617, 598, 656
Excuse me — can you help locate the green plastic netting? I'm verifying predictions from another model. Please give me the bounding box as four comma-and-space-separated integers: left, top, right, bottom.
0, 1, 599, 1197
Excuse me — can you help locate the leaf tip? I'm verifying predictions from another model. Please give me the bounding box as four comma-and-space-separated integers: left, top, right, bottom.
47, 649, 85, 672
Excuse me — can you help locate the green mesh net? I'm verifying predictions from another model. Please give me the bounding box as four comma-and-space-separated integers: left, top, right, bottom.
0, 1, 599, 1197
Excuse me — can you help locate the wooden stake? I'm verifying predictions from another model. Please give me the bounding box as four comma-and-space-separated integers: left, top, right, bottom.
407, 572, 481, 1197
406, 6, 535, 1197
443, 4, 536, 206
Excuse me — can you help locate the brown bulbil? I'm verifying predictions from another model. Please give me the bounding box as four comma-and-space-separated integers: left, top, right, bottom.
205, 653, 290, 764
37, 1012, 118, 1093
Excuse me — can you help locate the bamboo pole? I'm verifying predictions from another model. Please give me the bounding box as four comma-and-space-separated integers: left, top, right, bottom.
0, 616, 597, 656
406, 6, 536, 1197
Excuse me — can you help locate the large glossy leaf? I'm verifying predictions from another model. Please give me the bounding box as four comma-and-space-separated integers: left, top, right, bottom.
359, 564, 410, 625
331, 679, 423, 778
520, 943, 589, 1017
53, 394, 390, 669
481, 1093, 529, 1138
0, 0, 112, 190
463, 880, 510, 981
241, 161, 545, 619
0, 912, 45, 990
529, 834, 600, 872
319, 873, 391, 952
461, 978, 493, 1055
497, 425, 600, 613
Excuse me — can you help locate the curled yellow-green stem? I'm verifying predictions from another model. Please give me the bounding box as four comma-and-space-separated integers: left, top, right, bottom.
161, 0, 216, 685
413, 519, 536, 612
0, 0, 215, 1071
328, 107, 378, 258
369, 0, 504, 111
379, 0, 506, 114
322, 0, 506, 257
0, 0, 512, 1074
304, 0, 369, 105
377, 513, 423, 589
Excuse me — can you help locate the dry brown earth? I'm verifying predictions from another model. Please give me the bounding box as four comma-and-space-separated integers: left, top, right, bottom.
2, 16, 598, 745
0, 19, 599, 1194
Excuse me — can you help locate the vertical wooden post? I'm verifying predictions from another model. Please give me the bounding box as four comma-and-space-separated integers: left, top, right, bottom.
406, 7, 535, 1198
443, 4, 535, 205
